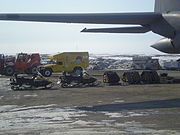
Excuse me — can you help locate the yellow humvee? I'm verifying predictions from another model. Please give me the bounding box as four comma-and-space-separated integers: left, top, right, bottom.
40, 52, 89, 77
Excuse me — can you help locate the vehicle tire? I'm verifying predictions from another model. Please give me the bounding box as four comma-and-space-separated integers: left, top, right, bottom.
141, 71, 149, 84
103, 71, 120, 84
141, 71, 153, 84
151, 71, 160, 83
5, 66, 15, 76
132, 72, 141, 84
73, 67, 83, 77
43, 68, 52, 77
123, 72, 133, 84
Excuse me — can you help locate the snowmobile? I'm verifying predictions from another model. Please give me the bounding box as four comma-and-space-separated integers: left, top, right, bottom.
57, 71, 100, 88
10, 72, 53, 90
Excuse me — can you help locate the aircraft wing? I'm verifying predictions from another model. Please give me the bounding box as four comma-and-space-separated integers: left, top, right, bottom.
0, 12, 162, 25
81, 26, 151, 33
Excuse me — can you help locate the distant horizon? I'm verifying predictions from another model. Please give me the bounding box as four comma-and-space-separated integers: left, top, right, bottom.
3, 52, 180, 57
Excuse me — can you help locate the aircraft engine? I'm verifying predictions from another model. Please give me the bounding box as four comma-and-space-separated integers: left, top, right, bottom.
151, 35, 180, 54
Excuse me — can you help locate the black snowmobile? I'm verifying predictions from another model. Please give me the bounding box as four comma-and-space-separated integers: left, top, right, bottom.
58, 72, 100, 88
10, 72, 53, 90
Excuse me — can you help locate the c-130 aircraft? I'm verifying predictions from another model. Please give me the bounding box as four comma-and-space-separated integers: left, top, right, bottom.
0, 0, 180, 54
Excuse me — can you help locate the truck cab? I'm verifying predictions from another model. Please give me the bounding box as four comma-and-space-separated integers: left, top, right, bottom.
40, 52, 89, 77
15, 53, 41, 74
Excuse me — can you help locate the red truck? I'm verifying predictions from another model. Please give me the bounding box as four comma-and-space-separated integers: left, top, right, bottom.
0, 53, 41, 76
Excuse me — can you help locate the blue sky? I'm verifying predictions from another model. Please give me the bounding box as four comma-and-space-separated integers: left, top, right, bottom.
0, 0, 164, 55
